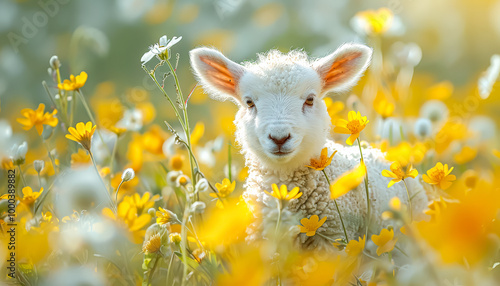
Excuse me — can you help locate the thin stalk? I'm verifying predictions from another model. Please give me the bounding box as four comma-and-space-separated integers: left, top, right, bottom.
18, 165, 27, 187
316, 232, 340, 243
69, 92, 76, 127
322, 170, 349, 242
275, 200, 282, 234
43, 140, 58, 175
165, 253, 175, 285
76, 89, 107, 152
109, 135, 119, 181
37, 173, 42, 189
402, 179, 413, 221
357, 138, 371, 238
89, 152, 116, 213
115, 180, 124, 204
147, 255, 160, 286
180, 199, 190, 286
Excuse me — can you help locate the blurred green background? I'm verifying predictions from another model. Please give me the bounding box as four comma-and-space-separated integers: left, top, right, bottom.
1, 0, 500, 129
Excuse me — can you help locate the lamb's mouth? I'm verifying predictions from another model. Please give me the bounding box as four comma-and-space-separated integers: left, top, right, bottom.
272, 150, 293, 156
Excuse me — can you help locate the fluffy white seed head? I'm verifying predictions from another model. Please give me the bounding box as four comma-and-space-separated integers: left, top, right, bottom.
121, 168, 135, 182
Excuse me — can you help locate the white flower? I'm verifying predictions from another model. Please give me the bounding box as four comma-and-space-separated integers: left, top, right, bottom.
478, 54, 500, 99
195, 178, 209, 193
414, 118, 433, 139
116, 109, 143, 132
34, 160, 45, 174
121, 168, 135, 182
419, 100, 449, 123
11, 141, 28, 165
141, 35, 182, 64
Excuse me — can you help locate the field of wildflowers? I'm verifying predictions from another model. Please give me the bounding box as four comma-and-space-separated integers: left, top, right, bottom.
2, 1, 500, 285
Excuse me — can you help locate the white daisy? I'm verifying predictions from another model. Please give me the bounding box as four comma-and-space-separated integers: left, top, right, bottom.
141, 35, 182, 64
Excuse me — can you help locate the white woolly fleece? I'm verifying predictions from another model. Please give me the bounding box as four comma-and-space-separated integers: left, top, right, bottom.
243, 140, 431, 250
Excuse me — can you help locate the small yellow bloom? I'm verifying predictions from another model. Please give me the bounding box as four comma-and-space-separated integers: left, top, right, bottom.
305, 147, 337, 171
70, 148, 91, 168
453, 146, 477, 165
170, 154, 184, 171
334, 111, 369, 145
324, 97, 344, 125
124, 192, 159, 215
422, 162, 456, 190
210, 178, 236, 208
169, 232, 182, 244
354, 8, 394, 35
373, 91, 395, 119
381, 161, 418, 188
190, 122, 205, 146
17, 103, 58, 135
1, 158, 14, 170
156, 207, 174, 225
371, 228, 398, 256
58, 71, 88, 90
20, 186, 44, 207
389, 197, 402, 211
385, 141, 426, 166
345, 235, 366, 256
65, 121, 96, 151
330, 161, 366, 199
142, 233, 162, 254
299, 215, 327, 237
264, 184, 302, 201
424, 196, 448, 222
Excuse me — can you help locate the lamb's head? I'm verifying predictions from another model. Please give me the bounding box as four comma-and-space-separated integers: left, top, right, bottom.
190, 44, 372, 170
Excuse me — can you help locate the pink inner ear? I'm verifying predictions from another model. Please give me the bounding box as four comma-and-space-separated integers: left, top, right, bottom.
200, 55, 238, 94
322, 51, 363, 90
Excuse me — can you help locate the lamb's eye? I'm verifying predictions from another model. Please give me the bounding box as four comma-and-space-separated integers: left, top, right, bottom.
305, 96, 314, 106
246, 99, 255, 108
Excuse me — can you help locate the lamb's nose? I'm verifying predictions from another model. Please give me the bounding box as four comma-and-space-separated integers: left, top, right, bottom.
269, 134, 291, 146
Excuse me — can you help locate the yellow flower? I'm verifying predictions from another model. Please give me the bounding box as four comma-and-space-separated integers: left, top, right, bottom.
210, 178, 236, 208
190, 122, 205, 146
389, 197, 402, 211
20, 186, 44, 207
58, 71, 88, 90
381, 161, 418, 188
169, 232, 182, 244
334, 111, 369, 145
1, 158, 14, 170
264, 184, 302, 201
156, 207, 174, 225
17, 103, 58, 135
305, 147, 337, 171
124, 192, 159, 215
373, 91, 395, 119
330, 161, 366, 199
453, 146, 477, 165
345, 235, 366, 257
424, 196, 448, 223
170, 154, 184, 171
142, 233, 162, 254
353, 8, 394, 35
299, 215, 327, 237
371, 228, 398, 256
102, 201, 151, 243
70, 148, 91, 168
385, 141, 426, 166
324, 97, 344, 125
65, 121, 96, 151
422, 162, 456, 190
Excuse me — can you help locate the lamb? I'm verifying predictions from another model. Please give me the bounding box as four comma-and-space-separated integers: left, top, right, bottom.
189, 44, 431, 249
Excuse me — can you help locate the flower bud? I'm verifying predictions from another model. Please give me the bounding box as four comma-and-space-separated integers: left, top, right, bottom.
148, 207, 156, 217
121, 168, 135, 182
166, 171, 181, 185
34, 160, 45, 174
11, 141, 28, 165
190, 201, 206, 214
414, 118, 432, 138
176, 174, 190, 187
169, 233, 181, 244
195, 178, 209, 193
49, 55, 61, 70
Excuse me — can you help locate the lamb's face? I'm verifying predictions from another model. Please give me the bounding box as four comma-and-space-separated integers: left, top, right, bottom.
190, 44, 372, 170
234, 65, 330, 168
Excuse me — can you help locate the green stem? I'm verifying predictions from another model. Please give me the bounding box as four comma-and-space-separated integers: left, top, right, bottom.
316, 232, 340, 243
147, 255, 160, 286
43, 140, 58, 175
109, 135, 119, 182
275, 200, 282, 234
17, 165, 27, 187
37, 173, 42, 189
322, 170, 349, 242
402, 179, 413, 221
69, 91, 76, 127
357, 138, 371, 238
89, 152, 116, 213
76, 89, 107, 153
165, 253, 175, 285
115, 180, 124, 204
180, 197, 190, 286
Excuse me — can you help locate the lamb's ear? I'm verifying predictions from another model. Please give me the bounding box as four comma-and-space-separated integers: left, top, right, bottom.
190, 47, 245, 103
313, 43, 372, 94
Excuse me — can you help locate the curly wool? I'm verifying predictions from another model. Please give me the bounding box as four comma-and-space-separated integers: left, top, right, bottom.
243, 140, 431, 249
